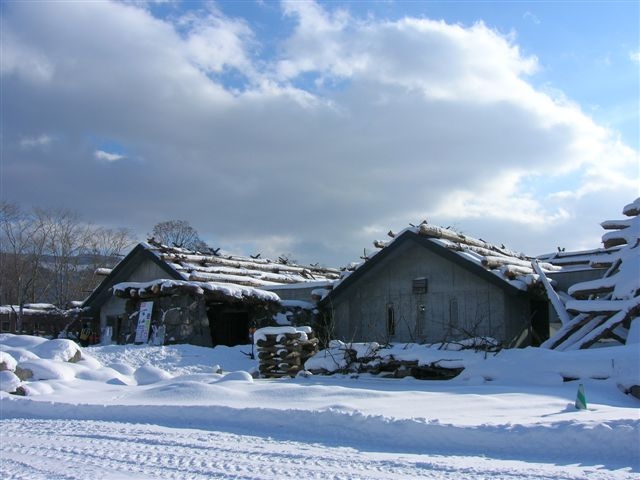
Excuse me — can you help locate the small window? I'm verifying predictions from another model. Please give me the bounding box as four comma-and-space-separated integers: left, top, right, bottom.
413, 277, 428, 294
449, 298, 459, 328
387, 304, 396, 336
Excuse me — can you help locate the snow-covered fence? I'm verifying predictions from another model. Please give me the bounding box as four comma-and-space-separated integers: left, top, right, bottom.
254, 326, 319, 378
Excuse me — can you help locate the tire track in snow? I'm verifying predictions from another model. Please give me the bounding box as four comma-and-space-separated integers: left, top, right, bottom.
2, 397, 637, 469
1, 419, 635, 480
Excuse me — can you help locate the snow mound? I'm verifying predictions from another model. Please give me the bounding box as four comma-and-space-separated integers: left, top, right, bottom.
17, 359, 78, 381
32, 338, 82, 362
217, 371, 253, 383
0, 351, 18, 371
134, 365, 174, 385
76, 366, 134, 384
0, 370, 22, 392
0, 346, 39, 362
108, 362, 136, 376
0, 333, 48, 348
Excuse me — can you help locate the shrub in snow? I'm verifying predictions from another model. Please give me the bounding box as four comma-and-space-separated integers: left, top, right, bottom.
0, 370, 22, 393
304, 341, 359, 373
0, 351, 18, 372
32, 339, 82, 363
431, 337, 501, 352
306, 341, 493, 378
134, 365, 173, 385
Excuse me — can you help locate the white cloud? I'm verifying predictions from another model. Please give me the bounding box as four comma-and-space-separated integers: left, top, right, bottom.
0, 28, 53, 83
178, 4, 256, 79
523, 11, 541, 25
1, 0, 637, 265
630, 51, 640, 64
20, 134, 54, 149
94, 150, 125, 162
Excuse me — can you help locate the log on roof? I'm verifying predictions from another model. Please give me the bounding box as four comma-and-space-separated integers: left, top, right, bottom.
112, 279, 280, 306
349, 221, 558, 292
146, 239, 341, 287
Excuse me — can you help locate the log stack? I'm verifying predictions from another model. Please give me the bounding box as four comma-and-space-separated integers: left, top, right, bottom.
254, 326, 319, 378
541, 197, 640, 350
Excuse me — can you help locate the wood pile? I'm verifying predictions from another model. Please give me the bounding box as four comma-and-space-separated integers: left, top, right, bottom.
542, 197, 640, 349
255, 327, 319, 378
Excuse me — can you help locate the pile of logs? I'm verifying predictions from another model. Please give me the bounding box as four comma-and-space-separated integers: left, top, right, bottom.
542, 197, 640, 349
255, 327, 319, 378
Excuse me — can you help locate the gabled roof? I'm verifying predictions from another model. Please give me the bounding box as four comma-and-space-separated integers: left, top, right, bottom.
325, 223, 558, 302
82, 243, 181, 312
83, 240, 341, 312
146, 239, 341, 287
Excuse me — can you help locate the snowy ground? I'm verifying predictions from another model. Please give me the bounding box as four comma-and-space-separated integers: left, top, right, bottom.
1, 335, 639, 479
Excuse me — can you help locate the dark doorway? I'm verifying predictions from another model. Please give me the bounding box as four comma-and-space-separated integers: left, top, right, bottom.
209, 309, 250, 346
529, 299, 550, 346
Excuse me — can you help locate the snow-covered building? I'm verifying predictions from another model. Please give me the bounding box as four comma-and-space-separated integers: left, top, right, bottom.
537, 246, 621, 294
0, 303, 72, 338
82, 240, 340, 347
541, 197, 640, 350
321, 223, 558, 347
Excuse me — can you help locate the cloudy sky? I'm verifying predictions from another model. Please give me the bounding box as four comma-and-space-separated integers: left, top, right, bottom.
2, 0, 638, 266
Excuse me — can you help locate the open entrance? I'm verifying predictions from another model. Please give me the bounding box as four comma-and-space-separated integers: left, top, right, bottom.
208, 307, 250, 346
529, 299, 550, 346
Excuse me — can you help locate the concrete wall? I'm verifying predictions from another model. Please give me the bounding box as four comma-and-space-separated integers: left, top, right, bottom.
330, 240, 529, 345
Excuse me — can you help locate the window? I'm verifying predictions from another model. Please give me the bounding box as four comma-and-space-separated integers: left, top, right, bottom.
449, 298, 459, 328
387, 304, 396, 336
412, 277, 428, 294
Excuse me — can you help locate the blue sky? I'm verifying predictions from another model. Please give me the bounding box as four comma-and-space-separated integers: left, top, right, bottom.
1, 0, 638, 266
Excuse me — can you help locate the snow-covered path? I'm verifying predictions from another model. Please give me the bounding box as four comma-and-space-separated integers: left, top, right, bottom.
1, 418, 632, 480
2, 339, 638, 479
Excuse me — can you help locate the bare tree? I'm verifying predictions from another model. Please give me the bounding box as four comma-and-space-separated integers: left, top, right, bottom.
0, 202, 51, 330
38, 208, 93, 306
149, 220, 207, 251
1, 203, 136, 313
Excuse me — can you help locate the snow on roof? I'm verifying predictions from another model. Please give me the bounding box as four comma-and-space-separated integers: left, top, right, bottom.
537, 246, 622, 271
542, 197, 640, 350
112, 279, 280, 305
0, 304, 63, 315
144, 239, 341, 288
336, 222, 560, 292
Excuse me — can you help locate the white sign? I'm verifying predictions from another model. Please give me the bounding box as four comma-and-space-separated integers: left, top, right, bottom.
134, 301, 154, 343
151, 324, 166, 346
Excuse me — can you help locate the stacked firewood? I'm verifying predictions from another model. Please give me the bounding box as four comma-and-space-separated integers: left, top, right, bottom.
542, 197, 640, 349
255, 326, 319, 378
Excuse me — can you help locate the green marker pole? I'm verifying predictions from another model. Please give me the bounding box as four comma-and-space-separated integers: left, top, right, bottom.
575, 383, 587, 410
